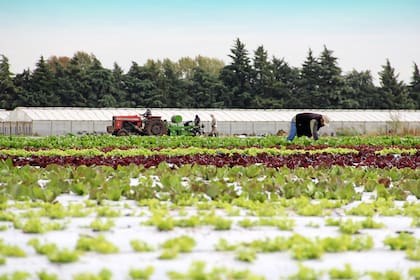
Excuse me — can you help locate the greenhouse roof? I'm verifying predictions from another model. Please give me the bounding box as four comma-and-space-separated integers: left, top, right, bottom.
5, 107, 420, 123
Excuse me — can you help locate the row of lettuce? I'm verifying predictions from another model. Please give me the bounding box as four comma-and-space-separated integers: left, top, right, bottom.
1, 135, 420, 149
1, 161, 419, 202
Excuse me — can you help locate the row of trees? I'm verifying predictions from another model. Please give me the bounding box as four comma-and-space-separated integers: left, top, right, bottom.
1, 38, 419, 110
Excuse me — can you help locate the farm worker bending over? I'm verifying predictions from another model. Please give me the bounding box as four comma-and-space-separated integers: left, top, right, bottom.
286, 112, 330, 141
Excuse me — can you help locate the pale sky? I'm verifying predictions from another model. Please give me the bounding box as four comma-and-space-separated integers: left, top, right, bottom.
1, 0, 419, 84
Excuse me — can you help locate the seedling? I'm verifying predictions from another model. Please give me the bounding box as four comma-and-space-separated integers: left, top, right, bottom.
174, 216, 201, 228
276, 218, 295, 231
73, 269, 112, 280
76, 235, 119, 254
383, 232, 417, 250
47, 248, 79, 263
289, 235, 324, 260
214, 238, 237, 251
361, 217, 385, 229
89, 218, 115, 231
339, 219, 362, 234
235, 247, 257, 262
288, 263, 321, 280
158, 248, 178, 260
406, 247, 420, 261
161, 236, 196, 253
328, 263, 359, 279
27, 239, 58, 255
37, 271, 59, 280
0, 239, 26, 257
130, 240, 155, 252
367, 270, 403, 280
409, 267, 420, 279
129, 266, 154, 280
0, 271, 30, 280
238, 218, 257, 228
212, 216, 232, 230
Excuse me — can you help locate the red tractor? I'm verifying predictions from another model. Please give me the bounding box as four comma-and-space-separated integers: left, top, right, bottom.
106, 113, 168, 136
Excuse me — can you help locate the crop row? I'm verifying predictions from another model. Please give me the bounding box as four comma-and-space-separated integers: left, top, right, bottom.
1, 135, 420, 149
1, 145, 419, 157
1, 161, 419, 202
3, 152, 419, 169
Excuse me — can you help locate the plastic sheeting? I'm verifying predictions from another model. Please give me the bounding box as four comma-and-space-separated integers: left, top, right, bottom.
2, 107, 420, 136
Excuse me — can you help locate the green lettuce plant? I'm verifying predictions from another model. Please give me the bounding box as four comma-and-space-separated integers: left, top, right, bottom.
130, 240, 155, 252
36, 270, 58, 280
328, 263, 359, 279
47, 248, 79, 263
73, 269, 112, 280
235, 247, 257, 262
76, 235, 119, 254
129, 266, 154, 280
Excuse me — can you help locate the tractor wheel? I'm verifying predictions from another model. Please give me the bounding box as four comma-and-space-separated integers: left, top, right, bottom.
117, 129, 129, 136
144, 119, 168, 136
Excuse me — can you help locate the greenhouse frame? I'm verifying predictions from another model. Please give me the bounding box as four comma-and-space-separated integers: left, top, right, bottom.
1, 107, 420, 136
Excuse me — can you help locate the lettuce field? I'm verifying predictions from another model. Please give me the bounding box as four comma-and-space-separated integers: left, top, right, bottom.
0, 135, 419, 280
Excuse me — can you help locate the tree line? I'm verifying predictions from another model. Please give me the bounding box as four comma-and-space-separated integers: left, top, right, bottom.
1, 38, 419, 110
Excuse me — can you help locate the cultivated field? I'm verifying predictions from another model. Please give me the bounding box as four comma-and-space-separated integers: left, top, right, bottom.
0, 135, 419, 280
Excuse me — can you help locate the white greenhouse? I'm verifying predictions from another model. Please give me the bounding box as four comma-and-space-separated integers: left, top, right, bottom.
1, 107, 420, 136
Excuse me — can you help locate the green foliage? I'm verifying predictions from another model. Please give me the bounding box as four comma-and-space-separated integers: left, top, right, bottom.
214, 238, 237, 251
37, 271, 58, 280
161, 236, 196, 253
339, 219, 362, 234
406, 247, 420, 261
72, 269, 112, 280
89, 218, 115, 232
289, 234, 324, 260
409, 267, 420, 279
288, 264, 320, 280
130, 240, 155, 252
0, 239, 26, 257
129, 266, 154, 280
235, 247, 257, 262
383, 232, 418, 250
75, 235, 119, 254
47, 248, 79, 263
27, 239, 57, 255
0, 271, 31, 280
328, 263, 358, 279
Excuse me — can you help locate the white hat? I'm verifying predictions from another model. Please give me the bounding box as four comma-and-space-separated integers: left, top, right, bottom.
322, 115, 330, 126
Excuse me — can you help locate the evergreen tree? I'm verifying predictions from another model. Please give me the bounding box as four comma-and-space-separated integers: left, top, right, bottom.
187, 67, 225, 108
112, 63, 129, 107
220, 38, 253, 108
160, 59, 187, 107
12, 69, 31, 108
318, 46, 344, 108
341, 70, 378, 109
408, 62, 420, 108
85, 58, 117, 107
298, 49, 322, 108
0, 55, 18, 109
22, 56, 59, 106
271, 57, 300, 108
252, 45, 273, 108
378, 59, 412, 109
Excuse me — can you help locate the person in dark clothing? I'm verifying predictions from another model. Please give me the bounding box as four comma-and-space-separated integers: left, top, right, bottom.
286, 113, 330, 141
194, 115, 201, 127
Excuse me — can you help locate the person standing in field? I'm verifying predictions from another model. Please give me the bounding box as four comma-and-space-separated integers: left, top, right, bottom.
210, 114, 218, 137
194, 115, 201, 127
286, 112, 330, 141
